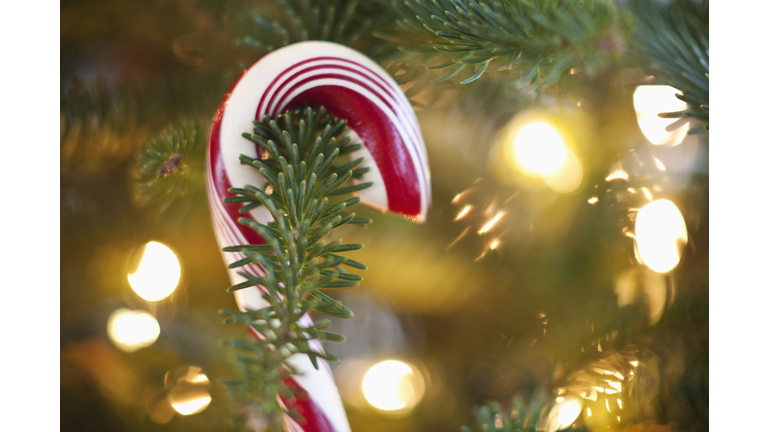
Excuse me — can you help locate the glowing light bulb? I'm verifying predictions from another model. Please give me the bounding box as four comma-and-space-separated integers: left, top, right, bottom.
513, 122, 566, 173
541, 148, 583, 193
107, 308, 160, 352
547, 397, 582, 432
635, 200, 688, 273
170, 393, 211, 416
169, 367, 212, 416
128, 241, 181, 301
633, 85, 690, 145
187, 373, 210, 384
455, 205, 472, 221
478, 212, 505, 234
362, 360, 425, 412
606, 170, 629, 182
614, 268, 668, 325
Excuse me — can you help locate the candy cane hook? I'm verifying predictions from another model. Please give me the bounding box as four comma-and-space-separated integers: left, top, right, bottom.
207, 41, 431, 432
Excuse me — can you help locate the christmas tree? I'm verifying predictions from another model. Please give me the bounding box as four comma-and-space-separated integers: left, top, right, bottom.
59, 0, 711, 431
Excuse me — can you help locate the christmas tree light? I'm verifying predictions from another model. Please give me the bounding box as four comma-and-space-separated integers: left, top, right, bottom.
107, 308, 160, 352
362, 360, 425, 413
511, 122, 567, 174
635, 199, 688, 273
633, 85, 690, 146
127, 241, 181, 302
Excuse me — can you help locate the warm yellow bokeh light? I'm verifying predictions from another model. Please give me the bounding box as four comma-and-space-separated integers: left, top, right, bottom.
128, 241, 181, 301
541, 148, 583, 193
187, 373, 210, 384
606, 170, 629, 182
513, 122, 566, 173
170, 393, 211, 416
633, 85, 689, 145
167, 367, 212, 416
362, 360, 425, 412
107, 308, 160, 352
548, 398, 582, 432
455, 205, 472, 221
614, 267, 668, 325
635, 200, 688, 273
478, 212, 505, 234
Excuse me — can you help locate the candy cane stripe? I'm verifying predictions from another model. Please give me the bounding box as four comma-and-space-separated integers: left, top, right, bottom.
207, 41, 431, 432
259, 61, 428, 196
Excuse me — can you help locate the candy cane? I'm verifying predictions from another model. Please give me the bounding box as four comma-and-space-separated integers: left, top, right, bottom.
207, 41, 430, 432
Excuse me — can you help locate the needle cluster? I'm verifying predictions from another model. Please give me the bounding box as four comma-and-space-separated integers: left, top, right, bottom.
219, 106, 372, 430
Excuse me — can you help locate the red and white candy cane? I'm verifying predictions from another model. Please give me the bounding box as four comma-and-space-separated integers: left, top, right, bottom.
206, 41, 430, 432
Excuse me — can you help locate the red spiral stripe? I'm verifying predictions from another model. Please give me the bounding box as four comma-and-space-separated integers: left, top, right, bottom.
206, 41, 430, 432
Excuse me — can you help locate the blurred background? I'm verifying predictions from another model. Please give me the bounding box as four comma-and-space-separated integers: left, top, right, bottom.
61, 1, 708, 431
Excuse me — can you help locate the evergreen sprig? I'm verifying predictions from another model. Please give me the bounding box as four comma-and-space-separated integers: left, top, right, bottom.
628, 0, 709, 133
231, 0, 397, 60
61, 76, 149, 175
219, 106, 372, 430
460, 391, 556, 432
61, 72, 226, 179
132, 119, 207, 213
385, 0, 621, 87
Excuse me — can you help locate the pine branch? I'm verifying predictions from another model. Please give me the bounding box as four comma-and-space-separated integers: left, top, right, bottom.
385, 0, 622, 88
627, 0, 709, 132
461, 391, 554, 432
132, 119, 207, 214
61, 73, 225, 176
60, 76, 151, 174
229, 0, 398, 61
220, 106, 371, 430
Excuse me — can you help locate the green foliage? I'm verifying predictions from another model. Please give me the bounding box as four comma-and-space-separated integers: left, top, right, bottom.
219, 106, 372, 430
386, 0, 621, 87
460, 391, 561, 432
60, 72, 227, 176
230, 0, 398, 60
60, 76, 149, 174
61, 77, 131, 142
132, 119, 207, 213
628, 0, 709, 132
